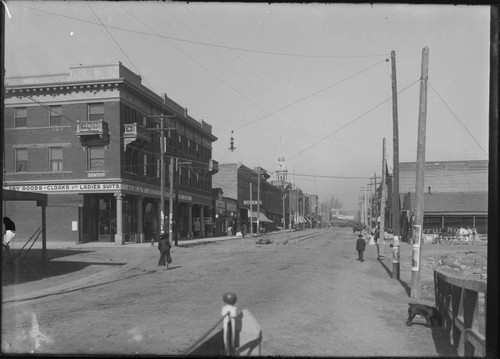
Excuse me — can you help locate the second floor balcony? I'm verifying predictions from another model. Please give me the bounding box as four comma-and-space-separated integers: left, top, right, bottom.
123, 123, 150, 150
76, 119, 110, 148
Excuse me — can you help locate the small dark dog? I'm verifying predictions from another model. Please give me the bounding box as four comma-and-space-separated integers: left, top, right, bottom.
406, 303, 442, 327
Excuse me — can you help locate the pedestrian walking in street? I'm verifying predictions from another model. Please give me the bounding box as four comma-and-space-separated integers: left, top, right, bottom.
144, 218, 154, 246
242, 223, 247, 238
2, 217, 16, 254
356, 234, 366, 262
158, 233, 172, 268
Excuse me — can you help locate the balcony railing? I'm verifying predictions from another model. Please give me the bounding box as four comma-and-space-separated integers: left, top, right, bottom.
123, 123, 150, 150
76, 119, 110, 147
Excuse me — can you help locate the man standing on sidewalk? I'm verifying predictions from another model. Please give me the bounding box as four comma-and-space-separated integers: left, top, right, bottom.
356, 234, 366, 262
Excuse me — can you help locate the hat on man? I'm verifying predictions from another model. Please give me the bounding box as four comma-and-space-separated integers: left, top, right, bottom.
358, 234, 363, 238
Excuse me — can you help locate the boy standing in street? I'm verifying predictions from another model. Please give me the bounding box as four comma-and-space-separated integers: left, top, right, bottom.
356, 234, 366, 262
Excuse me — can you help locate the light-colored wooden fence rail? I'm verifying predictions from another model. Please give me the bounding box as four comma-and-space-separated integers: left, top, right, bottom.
434, 268, 487, 357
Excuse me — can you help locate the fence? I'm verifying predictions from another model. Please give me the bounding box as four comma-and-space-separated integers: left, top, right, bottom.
434, 268, 486, 357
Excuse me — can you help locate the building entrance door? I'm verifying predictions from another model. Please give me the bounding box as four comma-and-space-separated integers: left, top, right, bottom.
98, 197, 115, 242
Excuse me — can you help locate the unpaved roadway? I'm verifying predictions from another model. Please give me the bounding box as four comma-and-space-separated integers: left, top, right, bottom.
2, 227, 460, 356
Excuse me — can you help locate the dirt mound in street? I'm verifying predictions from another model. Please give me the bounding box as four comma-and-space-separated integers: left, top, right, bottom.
436, 250, 488, 280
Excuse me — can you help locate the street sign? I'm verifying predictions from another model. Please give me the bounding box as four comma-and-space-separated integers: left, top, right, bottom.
244, 200, 261, 205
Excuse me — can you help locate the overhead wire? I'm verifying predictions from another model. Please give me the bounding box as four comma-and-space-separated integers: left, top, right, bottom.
5, 34, 50, 75
186, 5, 343, 149
287, 78, 420, 161
85, 3, 156, 92
10, 3, 389, 60
428, 81, 488, 157
6, 3, 413, 199
233, 59, 389, 132
119, 4, 274, 119
3, 83, 218, 174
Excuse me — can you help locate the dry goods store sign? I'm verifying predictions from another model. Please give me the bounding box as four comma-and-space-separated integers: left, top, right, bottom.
5, 183, 121, 192
5, 183, 161, 196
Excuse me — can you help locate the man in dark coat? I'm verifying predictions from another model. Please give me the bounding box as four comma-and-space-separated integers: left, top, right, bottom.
356, 234, 366, 262
158, 233, 172, 268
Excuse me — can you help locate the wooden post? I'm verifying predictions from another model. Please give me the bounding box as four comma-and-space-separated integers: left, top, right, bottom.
373, 173, 377, 229
380, 138, 386, 247
257, 167, 260, 235
250, 182, 253, 236
169, 157, 174, 244
411, 47, 429, 299
364, 186, 368, 230
160, 116, 165, 236
486, 7, 499, 357
391, 50, 401, 279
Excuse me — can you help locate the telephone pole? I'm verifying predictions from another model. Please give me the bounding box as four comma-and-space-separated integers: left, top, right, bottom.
250, 182, 253, 236
380, 138, 387, 246
360, 186, 368, 229
411, 47, 429, 299
168, 157, 174, 243
257, 166, 261, 235
368, 175, 380, 229
391, 50, 401, 279
147, 114, 175, 239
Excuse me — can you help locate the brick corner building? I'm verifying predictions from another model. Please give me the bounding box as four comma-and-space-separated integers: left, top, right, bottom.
3, 62, 218, 244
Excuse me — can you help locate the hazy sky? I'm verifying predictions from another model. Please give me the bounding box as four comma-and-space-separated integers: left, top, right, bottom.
4, 2, 491, 211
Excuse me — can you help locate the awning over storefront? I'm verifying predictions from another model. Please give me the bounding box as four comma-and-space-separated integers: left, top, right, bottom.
295, 215, 305, 224
249, 211, 273, 223
305, 217, 311, 224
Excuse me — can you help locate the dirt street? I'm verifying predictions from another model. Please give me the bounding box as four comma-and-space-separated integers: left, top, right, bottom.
2, 227, 485, 356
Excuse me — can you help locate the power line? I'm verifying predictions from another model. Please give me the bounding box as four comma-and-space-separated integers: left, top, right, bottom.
3, 84, 215, 172
5, 34, 49, 75
119, 4, 274, 118
186, 5, 338, 144
428, 81, 488, 157
234, 59, 388, 131
288, 78, 420, 161
86, 3, 155, 92
11, 3, 390, 60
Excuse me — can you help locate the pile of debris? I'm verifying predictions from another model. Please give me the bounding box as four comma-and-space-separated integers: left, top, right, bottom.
436, 250, 487, 280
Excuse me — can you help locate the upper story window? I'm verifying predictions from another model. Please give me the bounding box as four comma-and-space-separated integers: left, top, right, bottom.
50, 106, 62, 126
15, 108, 27, 128
125, 148, 139, 174
50, 147, 63, 171
15, 148, 28, 172
88, 103, 104, 121
87, 146, 105, 171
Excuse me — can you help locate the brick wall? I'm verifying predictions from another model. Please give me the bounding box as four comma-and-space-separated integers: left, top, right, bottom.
212, 164, 239, 200
399, 161, 488, 193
